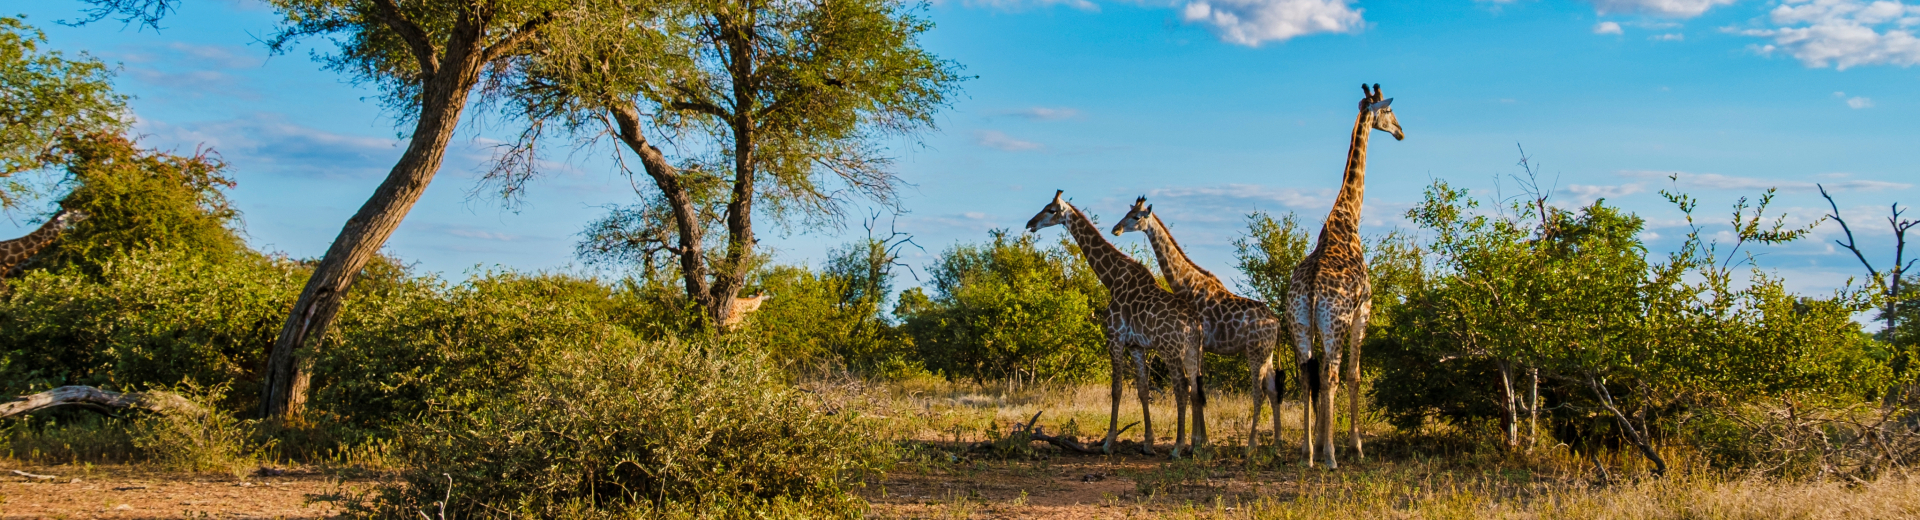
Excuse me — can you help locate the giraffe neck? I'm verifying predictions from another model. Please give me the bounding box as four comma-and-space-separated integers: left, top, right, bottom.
0, 211, 74, 271
1062, 203, 1154, 290
1141, 215, 1229, 297
1323, 109, 1374, 245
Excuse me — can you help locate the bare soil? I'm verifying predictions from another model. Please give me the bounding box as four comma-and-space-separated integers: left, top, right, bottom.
0, 464, 375, 520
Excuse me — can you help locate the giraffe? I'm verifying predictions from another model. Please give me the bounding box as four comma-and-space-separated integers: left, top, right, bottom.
1288, 83, 1402, 469
0, 208, 89, 278
1026, 190, 1207, 457
1112, 198, 1286, 457
721, 292, 772, 330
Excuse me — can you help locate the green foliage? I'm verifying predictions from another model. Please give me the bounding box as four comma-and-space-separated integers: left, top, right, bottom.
0, 250, 299, 407
360, 337, 886, 518
29, 133, 246, 275
1232, 211, 1309, 306
899, 231, 1107, 383
0, 16, 126, 206
742, 236, 921, 376
309, 267, 636, 431
1375, 179, 1890, 462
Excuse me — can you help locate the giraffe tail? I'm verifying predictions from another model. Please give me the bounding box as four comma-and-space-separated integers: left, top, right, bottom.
1303, 356, 1324, 401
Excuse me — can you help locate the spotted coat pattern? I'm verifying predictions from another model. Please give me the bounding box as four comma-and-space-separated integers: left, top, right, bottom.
1026, 191, 1207, 456
0, 209, 87, 277
1287, 83, 1403, 469
1112, 200, 1285, 457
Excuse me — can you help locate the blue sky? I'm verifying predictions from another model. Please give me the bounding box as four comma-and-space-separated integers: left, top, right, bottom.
7, 0, 1918, 297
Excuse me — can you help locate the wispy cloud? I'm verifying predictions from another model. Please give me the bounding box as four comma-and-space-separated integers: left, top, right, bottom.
1650, 32, 1686, 41
1561, 183, 1648, 206
446, 227, 523, 241
1010, 107, 1082, 120
1733, 0, 1920, 69
1833, 91, 1875, 108
1585, 0, 1737, 18
974, 130, 1043, 152
1180, 0, 1364, 47
1594, 21, 1625, 35
1620, 170, 1913, 192
137, 113, 403, 179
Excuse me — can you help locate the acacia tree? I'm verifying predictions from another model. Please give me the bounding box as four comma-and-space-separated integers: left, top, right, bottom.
0, 16, 126, 208
487, 0, 964, 331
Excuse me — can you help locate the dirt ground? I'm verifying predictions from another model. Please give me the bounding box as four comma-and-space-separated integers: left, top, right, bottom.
0, 465, 374, 520
862, 444, 1329, 519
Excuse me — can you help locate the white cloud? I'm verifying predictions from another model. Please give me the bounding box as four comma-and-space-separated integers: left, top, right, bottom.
1595, 21, 1626, 34
446, 228, 522, 241
974, 130, 1043, 151
1845, 94, 1875, 108
1180, 0, 1364, 47
1011, 107, 1082, 120
1735, 0, 1920, 69
1585, 0, 1738, 18
1620, 170, 1912, 192
1650, 32, 1687, 40
1561, 183, 1648, 205
1147, 184, 1334, 212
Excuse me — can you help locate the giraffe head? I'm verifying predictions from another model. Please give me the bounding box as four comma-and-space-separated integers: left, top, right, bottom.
54, 209, 90, 228
1360, 83, 1404, 141
1111, 196, 1154, 236
1024, 190, 1073, 232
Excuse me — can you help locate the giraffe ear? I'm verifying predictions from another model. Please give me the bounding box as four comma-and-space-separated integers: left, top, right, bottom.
1367, 98, 1392, 112
1145, 205, 1154, 216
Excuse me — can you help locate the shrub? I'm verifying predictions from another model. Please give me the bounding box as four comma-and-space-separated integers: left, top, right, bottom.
0, 249, 299, 407
900, 230, 1107, 383
359, 336, 887, 518
30, 132, 248, 276
309, 268, 631, 431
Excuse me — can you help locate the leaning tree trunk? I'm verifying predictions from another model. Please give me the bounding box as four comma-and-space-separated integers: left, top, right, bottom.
608, 104, 718, 328
261, 37, 486, 421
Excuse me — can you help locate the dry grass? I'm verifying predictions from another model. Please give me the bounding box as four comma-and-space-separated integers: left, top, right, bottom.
812, 374, 1920, 519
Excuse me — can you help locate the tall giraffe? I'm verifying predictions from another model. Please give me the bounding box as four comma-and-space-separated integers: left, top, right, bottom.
1026, 190, 1207, 457
0, 208, 89, 277
1111, 199, 1285, 457
1288, 83, 1402, 469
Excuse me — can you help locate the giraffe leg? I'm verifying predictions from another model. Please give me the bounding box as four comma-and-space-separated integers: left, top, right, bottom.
1298, 358, 1317, 466
1349, 301, 1371, 461
1103, 341, 1126, 454
1320, 323, 1345, 470
1133, 349, 1156, 456
1248, 354, 1268, 459
1172, 366, 1188, 459
1192, 371, 1208, 453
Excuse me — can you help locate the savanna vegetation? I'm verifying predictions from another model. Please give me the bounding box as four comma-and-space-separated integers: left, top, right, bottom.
4, 3, 1920, 519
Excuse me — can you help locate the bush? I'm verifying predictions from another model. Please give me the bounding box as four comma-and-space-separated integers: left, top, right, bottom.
359, 336, 887, 518
0, 249, 299, 407
30, 132, 248, 276
309, 267, 633, 432
899, 230, 1107, 383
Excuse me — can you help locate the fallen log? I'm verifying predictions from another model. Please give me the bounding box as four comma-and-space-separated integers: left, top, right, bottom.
0, 386, 203, 419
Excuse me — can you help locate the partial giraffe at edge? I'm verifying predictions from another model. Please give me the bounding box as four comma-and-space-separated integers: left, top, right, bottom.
0, 208, 89, 278
1287, 83, 1403, 469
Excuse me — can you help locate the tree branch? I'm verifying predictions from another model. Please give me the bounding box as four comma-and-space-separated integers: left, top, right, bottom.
371, 0, 440, 78
480, 11, 557, 64
668, 99, 731, 119
1820, 183, 1879, 277
1, 386, 204, 419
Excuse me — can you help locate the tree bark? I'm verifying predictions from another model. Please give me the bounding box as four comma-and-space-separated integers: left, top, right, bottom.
1586, 373, 1667, 476
607, 105, 718, 328
261, 14, 489, 421
1, 386, 204, 419
708, 9, 757, 331
1497, 358, 1518, 450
